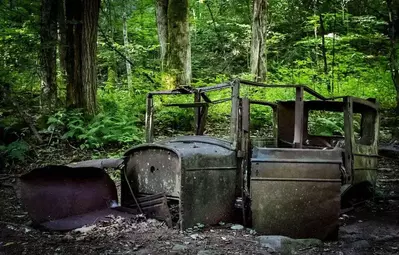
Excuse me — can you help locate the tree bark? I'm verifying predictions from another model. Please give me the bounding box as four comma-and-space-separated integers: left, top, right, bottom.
250, 0, 267, 82
81, 0, 100, 115
123, 12, 133, 93
387, 0, 399, 112
166, 0, 191, 87
39, 0, 58, 113
65, 0, 100, 115
319, 13, 330, 91
58, 0, 67, 85
313, 0, 318, 65
156, 0, 168, 70
65, 0, 82, 109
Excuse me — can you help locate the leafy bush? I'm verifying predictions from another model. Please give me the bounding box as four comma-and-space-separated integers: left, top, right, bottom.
47, 87, 145, 149
0, 140, 29, 162
308, 111, 344, 136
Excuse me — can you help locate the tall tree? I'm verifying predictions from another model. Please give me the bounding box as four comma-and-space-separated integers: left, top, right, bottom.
167, 0, 191, 87
58, 0, 67, 84
65, 0, 100, 115
123, 12, 133, 92
319, 12, 329, 91
156, 0, 168, 69
156, 0, 191, 87
387, 0, 399, 111
39, 0, 58, 113
250, 0, 268, 82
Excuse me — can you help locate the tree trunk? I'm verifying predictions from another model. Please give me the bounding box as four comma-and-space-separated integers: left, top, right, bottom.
156, 0, 168, 70
39, 0, 58, 113
313, 0, 318, 65
319, 13, 330, 91
123, 12, 133, 93
65, 0, 82, 109
166, 0, 191, 87
65, 0, 100, 115
250, 0, 267, 82
58, 0, 67, 85
387, 0, 399, 112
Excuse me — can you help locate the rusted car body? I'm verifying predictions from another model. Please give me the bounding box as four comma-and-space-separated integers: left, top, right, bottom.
19, 79, 378, 240
120, 79, 379, 240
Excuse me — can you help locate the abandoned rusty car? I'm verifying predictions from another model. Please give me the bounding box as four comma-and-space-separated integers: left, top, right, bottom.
19, 79, 379, 241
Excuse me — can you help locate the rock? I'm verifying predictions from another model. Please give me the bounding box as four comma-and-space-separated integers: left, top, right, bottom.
135, 249, 151, 255
190, 234, 199, 239
230, 224, 244, 230
73, 225, 95, 234
170, 244, 188, 255
197, 250, 215, 255
344, 240, 370, 249
172, 244, 188, 252
257, 235, 322, 254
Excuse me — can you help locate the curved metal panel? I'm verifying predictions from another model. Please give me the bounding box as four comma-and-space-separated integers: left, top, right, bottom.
19, 166, 117, 229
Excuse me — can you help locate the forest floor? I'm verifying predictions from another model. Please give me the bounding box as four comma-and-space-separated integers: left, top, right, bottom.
0, 154, 398, 255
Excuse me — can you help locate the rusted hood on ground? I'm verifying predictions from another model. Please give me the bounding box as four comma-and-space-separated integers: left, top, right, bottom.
19, 165, 133, 231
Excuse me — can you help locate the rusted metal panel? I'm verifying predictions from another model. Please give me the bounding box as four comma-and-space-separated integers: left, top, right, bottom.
145, 95, 154, 143
123, 136, 238, 230
230, 80, 240, 150
239, 80, 328, 100
250, 148, 341, 240
123, 193, 173, 227
345, 97, 379, 189
194, 91, 201, 133
277, 101, 296, 147
20, 166, 173, 231
66, 158, 123, 169
123, 145, 181, 198
168, 136, 238, 228
181, 165, 237, 228
294, 87, 304, 148
240, 98, 250, 226
19, 166, 119, 230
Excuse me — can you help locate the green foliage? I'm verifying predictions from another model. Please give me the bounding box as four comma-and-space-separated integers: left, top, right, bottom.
47, 86, 145, 148
2, 0, 398, 154
308, 111, 344, 136
0, 140, 29, 162
0, 1, 40, 93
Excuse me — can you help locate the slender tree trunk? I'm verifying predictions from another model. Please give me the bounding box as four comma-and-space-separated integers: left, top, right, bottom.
58, 0, 67, 85
65, 0, 100, 115
156, 0, 168, 70
65, 0, 83, 109
123, 12, 133, 93
166, 0, 191, 87
313, 0, 318, 65
250, 0, 267, 82
40, 0, 58, 113
319, 13, 328, 74
387, 0, 399, 112
319, 12, 329, 92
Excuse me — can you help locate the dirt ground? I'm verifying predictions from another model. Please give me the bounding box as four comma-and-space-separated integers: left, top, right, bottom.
1, 157, 398, 255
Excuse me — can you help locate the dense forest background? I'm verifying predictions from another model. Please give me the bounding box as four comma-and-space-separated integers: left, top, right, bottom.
1, 0, 398, 168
